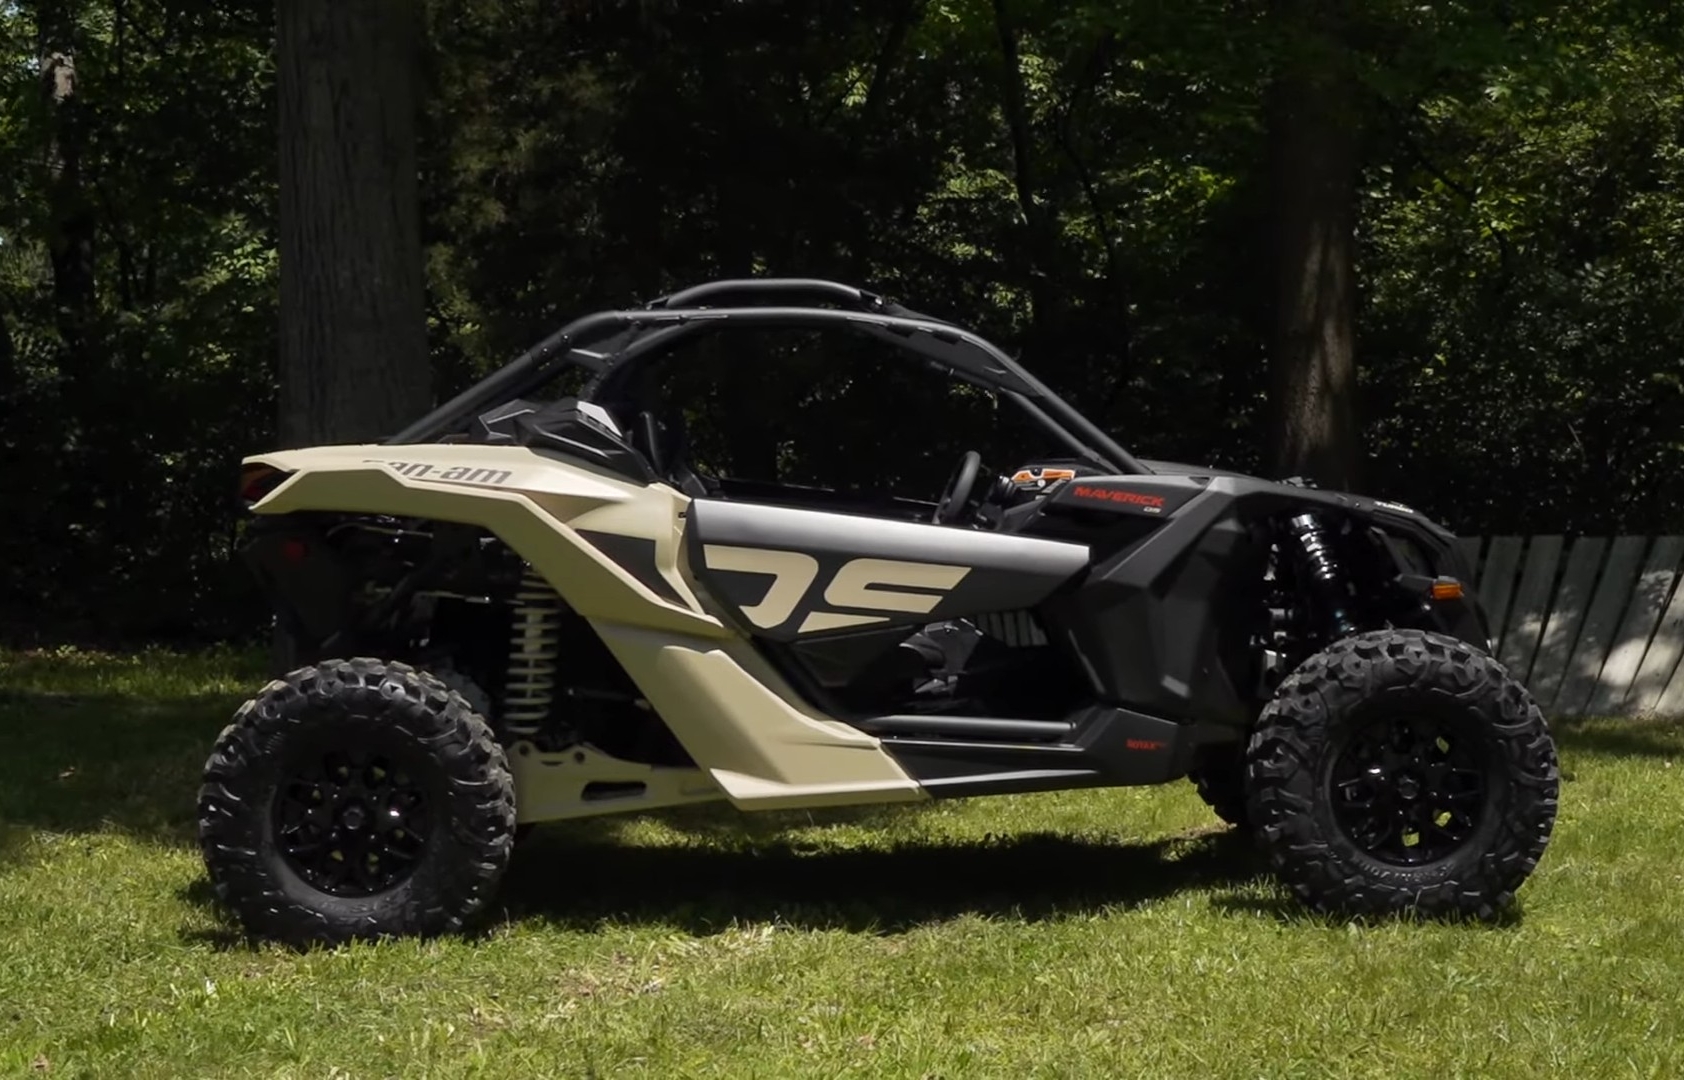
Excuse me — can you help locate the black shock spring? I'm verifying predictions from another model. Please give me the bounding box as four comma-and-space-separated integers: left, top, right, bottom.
1285, 512, 1357, 639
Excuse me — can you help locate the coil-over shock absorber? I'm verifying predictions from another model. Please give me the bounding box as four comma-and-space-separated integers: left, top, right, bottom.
502, 566, 561, 741
1285, 512, 1357, 640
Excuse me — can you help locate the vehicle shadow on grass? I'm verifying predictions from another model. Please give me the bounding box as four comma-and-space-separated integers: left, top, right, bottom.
487, 824, 1265, 936
0, 686, 244, 868
173, 825, 1266, 946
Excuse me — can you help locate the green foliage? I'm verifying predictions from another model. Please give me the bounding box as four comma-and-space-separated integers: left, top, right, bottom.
1362, 15, 1684, 531
0, 0, 274, 640
7, 0, 1684, 639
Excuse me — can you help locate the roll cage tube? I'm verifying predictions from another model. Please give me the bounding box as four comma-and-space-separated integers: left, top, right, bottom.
648, 278, 936, 322
387, 281, 1150, 477
581, 310, 1139, 474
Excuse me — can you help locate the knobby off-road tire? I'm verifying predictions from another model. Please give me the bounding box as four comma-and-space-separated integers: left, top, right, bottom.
1246, 629, 1558, 920
198, 659, 518, 947
1188, 748, 1250, 829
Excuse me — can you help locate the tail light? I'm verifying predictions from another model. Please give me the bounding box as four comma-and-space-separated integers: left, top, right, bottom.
239, 464, 292, 504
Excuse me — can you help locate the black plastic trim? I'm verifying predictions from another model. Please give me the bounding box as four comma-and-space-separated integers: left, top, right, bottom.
575, 530, 687, 607
881, 704, 1201, 797
511, 400, 659, 484
1038, 474, 1495, 729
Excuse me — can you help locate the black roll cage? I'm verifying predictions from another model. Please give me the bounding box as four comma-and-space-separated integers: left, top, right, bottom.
387, 278, 1150, 477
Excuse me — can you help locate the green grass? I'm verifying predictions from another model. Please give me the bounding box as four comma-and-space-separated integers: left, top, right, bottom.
3, 647, 1684, 1079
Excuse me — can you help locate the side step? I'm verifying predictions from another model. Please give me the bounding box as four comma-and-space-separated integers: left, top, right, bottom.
871, 705, 1213, 798
853, 715, 1074, 743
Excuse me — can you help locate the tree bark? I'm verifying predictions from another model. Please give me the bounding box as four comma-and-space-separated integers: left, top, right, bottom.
1265, 9, 1361, 490
37, 2, 98, 390
991, 0, 1056, 331
0, 302, 14, 411
277, 0, 430, 448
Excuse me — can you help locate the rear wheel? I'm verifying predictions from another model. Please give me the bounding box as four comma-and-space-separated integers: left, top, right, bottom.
198, 658, 517, 946
1246, 629, 1558, 920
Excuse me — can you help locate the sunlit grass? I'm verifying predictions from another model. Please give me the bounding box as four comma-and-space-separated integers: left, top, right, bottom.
2, 647, 1682, 1078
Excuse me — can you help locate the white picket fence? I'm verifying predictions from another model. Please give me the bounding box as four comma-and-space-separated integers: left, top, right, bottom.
1461, 535, 1684, 718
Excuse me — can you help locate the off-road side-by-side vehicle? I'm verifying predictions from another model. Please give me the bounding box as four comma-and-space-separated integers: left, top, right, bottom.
200, 279, 1559, 945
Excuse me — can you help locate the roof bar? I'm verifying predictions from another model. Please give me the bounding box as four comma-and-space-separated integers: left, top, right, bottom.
654, 278, 888, 312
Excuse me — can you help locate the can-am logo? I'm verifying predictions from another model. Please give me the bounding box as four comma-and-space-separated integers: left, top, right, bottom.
366, 459, 514, 487
1071, 485, 1165, 512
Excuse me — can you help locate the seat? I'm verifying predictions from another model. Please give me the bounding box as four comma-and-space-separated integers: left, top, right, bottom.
631, 408, 713, 499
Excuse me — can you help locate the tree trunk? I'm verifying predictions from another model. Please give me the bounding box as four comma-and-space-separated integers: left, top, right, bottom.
0, 304, 13, 395
277, 0, 430, 448
37, 3, 97, 391
991, 0, 1056, 333
1265, 11, 1361, 490
861, 0, 923, 125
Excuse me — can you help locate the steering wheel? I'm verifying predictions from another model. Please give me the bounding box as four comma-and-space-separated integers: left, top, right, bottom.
933, 450, 985, 525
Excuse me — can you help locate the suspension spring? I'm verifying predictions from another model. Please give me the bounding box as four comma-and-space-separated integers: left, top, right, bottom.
1286, 512, 1357, 639
503, 566, 561, 740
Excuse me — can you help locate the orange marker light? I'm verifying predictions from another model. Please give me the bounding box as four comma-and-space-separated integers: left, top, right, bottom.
1431, 579, 1465, 601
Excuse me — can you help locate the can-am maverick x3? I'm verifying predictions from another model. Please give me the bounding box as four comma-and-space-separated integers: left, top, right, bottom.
200, 279, 1559, 945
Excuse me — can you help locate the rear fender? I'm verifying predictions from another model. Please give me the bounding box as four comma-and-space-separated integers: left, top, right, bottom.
248, 444, 723, 638
248, 444, 924, 808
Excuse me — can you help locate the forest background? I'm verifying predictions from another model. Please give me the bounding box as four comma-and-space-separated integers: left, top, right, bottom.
3, 0, 1682, 643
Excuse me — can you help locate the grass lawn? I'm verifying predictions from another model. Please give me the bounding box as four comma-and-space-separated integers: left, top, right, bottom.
2, 647, 1683, 1079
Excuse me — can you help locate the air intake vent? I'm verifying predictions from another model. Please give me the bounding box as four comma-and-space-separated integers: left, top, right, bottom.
973, 610, 1049, 647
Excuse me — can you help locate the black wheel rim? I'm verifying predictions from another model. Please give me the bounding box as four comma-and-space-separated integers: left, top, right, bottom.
1328, 711, 1489, 866
273, 747, 430, 897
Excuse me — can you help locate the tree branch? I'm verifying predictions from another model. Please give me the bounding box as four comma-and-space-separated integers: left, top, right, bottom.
1053, 30, 1120, 276
861, 0, 925, 124
1372, 90, 1515, 281
991, 0, 1039, 233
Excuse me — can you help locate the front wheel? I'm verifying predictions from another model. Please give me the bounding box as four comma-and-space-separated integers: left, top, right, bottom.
1246, 629, 1558, 920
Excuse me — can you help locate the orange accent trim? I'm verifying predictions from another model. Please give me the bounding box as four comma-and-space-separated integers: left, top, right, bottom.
1431, 579, 1464, 601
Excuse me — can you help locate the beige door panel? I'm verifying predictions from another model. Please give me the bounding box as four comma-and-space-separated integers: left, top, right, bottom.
591, 622, 926, 810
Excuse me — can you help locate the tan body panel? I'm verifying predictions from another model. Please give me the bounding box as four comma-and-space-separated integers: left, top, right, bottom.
593, 624, 923, 809
247, 444, 924, 812
506, 743, 725, 823
252, 444, 721, 637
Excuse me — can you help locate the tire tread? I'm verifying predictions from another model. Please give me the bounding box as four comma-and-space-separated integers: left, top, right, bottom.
1245, 629, 1559, 920
197, 658, 518, 946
